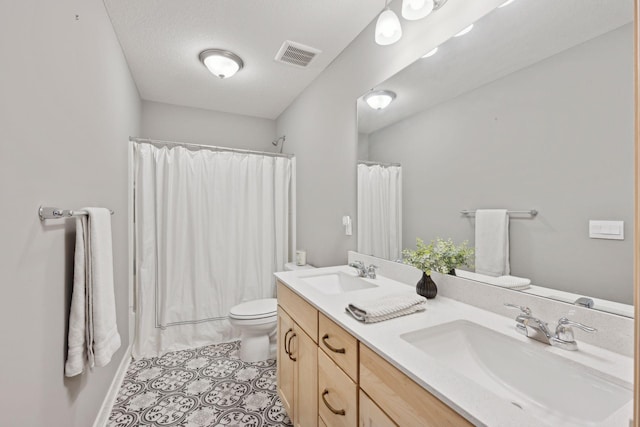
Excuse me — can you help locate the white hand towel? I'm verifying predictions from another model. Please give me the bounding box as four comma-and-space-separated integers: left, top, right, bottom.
65, 216, 89, 377
475, 209, 510, 277
64, 208, 120, 376
346, 293, 427, 323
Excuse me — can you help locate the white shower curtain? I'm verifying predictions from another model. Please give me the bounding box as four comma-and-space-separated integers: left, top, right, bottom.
357, 163, 402, 261
133, 142, 293, 358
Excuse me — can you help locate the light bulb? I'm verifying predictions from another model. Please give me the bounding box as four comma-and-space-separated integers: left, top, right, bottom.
402, 0, 435, 20
375, 9, 402, 46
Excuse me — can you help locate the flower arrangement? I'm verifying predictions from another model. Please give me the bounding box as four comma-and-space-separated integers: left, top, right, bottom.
402, 237, 474, 276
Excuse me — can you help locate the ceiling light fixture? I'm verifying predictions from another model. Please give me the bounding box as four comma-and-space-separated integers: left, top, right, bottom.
199, 49, 244, 79
422, 47, 438, 58
401, 0, 447, 20
454, 24, 474, 37
365, 90, 397, 110
499, 0, 516, 7
375, 7, 403, 46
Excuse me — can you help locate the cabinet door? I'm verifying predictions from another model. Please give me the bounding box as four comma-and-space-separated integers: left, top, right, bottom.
293, 325, 318, 427
318, 350, 357, 427
359, 390, 397, 427
277, 308, 295, 421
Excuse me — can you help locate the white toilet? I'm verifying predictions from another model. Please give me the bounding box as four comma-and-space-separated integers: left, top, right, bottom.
229, 298, 278, 362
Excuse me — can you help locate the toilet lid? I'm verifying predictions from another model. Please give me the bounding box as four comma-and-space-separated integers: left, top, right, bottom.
229, 298, 277, 319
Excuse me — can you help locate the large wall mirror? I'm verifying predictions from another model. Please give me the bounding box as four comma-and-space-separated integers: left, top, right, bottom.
357, 0, 634, 317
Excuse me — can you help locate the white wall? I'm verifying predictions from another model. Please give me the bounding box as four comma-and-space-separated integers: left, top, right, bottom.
141, 100, 277, 150
276, 0, 505, 267
368, 25, 634, 303
0, 1, 140, 426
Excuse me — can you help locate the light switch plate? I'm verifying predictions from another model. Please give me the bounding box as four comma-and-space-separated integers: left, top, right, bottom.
589, 220, 624, 240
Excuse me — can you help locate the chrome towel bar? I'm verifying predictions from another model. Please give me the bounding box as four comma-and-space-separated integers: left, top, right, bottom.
39, 206, 114, 221
460, 209, 538, 217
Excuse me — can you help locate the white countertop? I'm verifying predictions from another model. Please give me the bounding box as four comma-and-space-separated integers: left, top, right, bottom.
275, 265, 634, 427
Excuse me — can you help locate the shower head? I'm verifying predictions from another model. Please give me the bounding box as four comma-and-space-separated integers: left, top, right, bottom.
271, 135, 286, 146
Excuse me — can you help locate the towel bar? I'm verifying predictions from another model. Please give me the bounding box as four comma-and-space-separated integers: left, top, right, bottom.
460, 209, 538, 217
39, 206, 114, 221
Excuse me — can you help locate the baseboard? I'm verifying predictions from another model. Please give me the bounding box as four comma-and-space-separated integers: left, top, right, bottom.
92, 344, 132, 427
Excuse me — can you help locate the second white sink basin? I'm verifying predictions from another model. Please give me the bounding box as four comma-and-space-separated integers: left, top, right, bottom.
401, 320, 632, 426
300, 271, 378, 295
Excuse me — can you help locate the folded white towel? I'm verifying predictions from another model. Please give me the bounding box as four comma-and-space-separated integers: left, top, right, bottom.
346, 293, 427, 323
475, 209, 510, 277
65, 208, 121, 377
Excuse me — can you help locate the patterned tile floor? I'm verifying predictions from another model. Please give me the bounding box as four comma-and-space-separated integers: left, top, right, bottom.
108, 341, 292, 427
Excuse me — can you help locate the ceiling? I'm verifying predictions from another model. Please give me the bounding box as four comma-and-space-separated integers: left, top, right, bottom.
358, 0, 634, 134
103, 0, 383, 119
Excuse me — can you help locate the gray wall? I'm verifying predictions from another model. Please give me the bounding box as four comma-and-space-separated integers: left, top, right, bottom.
0, 0, 140, 425
142, 100, 277, 150
276, 0, 505, 267
368, 25, 634, 303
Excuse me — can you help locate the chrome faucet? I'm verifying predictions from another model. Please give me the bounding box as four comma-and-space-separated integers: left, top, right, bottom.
348, 261, 367, 277
366, 264, 378, 279
504, 303, 596, 351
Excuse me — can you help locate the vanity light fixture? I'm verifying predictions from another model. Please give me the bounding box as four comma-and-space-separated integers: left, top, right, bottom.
454, 24, 474, 37
365, 90, 397, 110
375, 7, 403, 45
422, 47, 438, 58
401, 0, 448, 20
499, 0, 517, 7
199, 49, 244, 79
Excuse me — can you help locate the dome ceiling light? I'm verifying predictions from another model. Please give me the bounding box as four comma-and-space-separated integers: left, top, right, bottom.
365, 90, 397, 110
401, 0, 448, 21
199, 49, 244, 79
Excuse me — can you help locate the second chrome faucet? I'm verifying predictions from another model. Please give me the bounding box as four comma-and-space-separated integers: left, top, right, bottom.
505, 303, 596, 351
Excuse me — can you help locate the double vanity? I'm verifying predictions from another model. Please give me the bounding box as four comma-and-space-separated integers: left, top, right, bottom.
274, 263, 633, 426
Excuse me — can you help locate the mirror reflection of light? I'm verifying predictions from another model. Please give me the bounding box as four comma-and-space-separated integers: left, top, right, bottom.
422, 47, 439, 58
365, 90, 397, 110
454, 24, 474, 37
375, 9, 403, 45
499, 0, 516, 8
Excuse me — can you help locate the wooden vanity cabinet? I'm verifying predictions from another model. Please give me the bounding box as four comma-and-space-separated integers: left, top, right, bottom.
277, 280, 471, 427
277, 282, 318, 427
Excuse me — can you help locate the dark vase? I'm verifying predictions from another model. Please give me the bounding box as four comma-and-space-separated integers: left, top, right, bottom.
416, 272, 438, 299
449, 269, 456, 276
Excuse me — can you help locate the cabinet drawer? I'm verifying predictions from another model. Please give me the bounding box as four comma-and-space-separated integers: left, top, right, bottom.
360, 345, 472, 427
359, 390, 397, 427
318, 349, 357, 427
277, 281, 318, 343
318, 313, 358, 381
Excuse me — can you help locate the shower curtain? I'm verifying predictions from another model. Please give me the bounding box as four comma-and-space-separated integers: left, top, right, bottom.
133, 142, 293, 358
357, 163, 402, 261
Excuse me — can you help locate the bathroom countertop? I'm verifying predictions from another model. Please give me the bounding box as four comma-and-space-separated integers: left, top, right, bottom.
274, 265, 634, 427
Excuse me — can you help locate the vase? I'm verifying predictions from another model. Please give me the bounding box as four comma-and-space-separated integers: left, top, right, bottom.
416, 272, 437, 299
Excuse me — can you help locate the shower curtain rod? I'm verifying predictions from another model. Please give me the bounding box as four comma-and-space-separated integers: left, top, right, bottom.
358, 160, 401, 167
130, 137, 294, 159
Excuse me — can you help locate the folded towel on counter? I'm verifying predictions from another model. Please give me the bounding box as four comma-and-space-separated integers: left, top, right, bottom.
475, 209, 510, 277
65, 208, 121, 377
455, 269, 531, 290
346, 293, 427, 323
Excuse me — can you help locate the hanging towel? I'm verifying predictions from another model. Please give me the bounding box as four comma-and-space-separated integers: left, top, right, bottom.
65, 208, 120, 377
475, 209, 510, 277
346, 293, 427, 323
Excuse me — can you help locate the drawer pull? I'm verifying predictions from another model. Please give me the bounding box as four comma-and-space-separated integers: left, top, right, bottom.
322, 389, 346, 416
287, 332, 297, 361
321, 334, 346, 354
283, 328, 293, 355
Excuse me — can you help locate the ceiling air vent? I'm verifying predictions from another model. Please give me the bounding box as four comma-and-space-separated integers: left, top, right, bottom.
275, 41, 321, 68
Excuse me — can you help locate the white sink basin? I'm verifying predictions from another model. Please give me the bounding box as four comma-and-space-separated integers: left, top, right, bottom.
401, 320, 632, 426
300, 271, 378, 295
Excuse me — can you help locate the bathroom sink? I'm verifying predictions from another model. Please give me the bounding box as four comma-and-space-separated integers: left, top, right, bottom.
300, 271, 378, 295
401, 320, 632, 426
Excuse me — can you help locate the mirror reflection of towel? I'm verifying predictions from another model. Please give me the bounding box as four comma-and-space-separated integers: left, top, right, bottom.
475, 209, 509, 277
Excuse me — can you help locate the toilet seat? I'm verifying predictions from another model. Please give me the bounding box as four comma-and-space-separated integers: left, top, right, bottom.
229, 298, 277, 320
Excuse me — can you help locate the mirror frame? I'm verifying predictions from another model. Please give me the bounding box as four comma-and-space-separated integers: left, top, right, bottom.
634, 0, 639, 420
